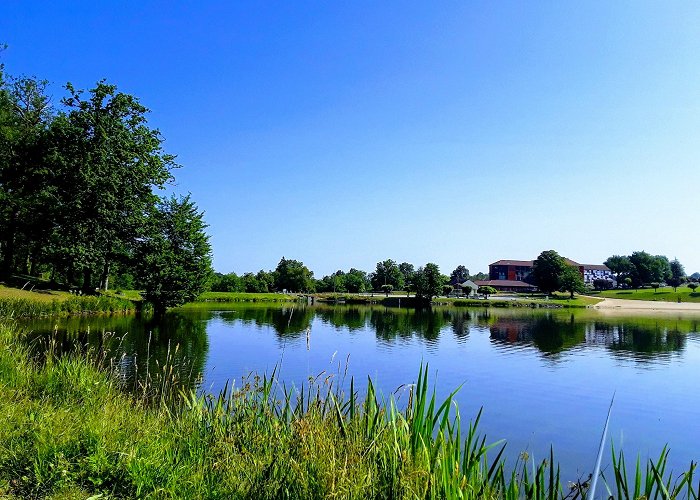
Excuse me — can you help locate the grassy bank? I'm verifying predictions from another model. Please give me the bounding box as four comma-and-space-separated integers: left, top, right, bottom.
0, 292, 136, 318
196, 291, 295, 302
435, 293, 602, 309
591, 286, 700, 303
1, 322, 697, 498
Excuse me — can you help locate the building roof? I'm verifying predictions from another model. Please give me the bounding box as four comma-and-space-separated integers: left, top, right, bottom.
489, 258, 582, 267
563, 258, 582, 267
474, 279, 536, 288
489, 260, 534, 267
582, 264, 611, 271
457, 280, 479, 289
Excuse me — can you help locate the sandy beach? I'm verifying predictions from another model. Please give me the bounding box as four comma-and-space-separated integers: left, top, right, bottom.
592, 297, 700, 314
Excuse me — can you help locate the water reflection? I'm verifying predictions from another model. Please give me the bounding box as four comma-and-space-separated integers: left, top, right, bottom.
488, 313, 691, 359
489, 315, 587, 354
23, 311, 209, 394
19, 305, 700, 393
588, 321, 687, 361
217, 305, 314, 337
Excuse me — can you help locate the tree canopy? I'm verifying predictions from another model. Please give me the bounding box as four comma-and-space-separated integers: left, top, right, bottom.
449, 265, 469, 286
0, 62, 212, 312
628, 251, 671, 287
604, 255, 634, 279
135, 195, 212, 315
371, 259, 404, 291
413, 263, 445, 303
274, 257, 315, 293
668, 259, 685, 291
477, 285, 497, 299
559, 265, 586, 299
532, 250, 567, 295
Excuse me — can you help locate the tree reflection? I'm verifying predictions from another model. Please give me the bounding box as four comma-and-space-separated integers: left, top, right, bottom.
217, 305, 314, 337
596, 321, 694, 360
20, 305, 699, 386
21, 311, 210, 394
489, 312, 694, 358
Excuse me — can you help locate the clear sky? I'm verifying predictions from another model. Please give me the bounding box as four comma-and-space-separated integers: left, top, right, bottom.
3, 1, 700, 277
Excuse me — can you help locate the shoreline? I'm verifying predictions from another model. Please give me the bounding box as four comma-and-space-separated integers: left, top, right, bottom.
591, 297, 700, 314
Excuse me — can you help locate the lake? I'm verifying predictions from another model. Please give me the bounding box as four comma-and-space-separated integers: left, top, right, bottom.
19, 303, 700, 483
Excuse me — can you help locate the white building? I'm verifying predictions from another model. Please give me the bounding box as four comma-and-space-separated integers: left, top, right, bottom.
583, 264, 615, 286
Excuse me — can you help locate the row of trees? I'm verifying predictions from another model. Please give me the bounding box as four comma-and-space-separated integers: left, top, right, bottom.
0, 58, 212, 313
211, 258, 458, 301
210, 258, 314, 294
530, 250, 692, 297
604, 252, 685, 289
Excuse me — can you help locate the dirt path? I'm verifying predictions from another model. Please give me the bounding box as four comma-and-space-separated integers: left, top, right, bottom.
592, 297, 700, 313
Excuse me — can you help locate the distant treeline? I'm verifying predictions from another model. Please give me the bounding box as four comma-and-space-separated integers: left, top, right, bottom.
211, 258, 488, 299
213, 251, 697, 299
0, 58, 211, 313
604, 252, 689, 289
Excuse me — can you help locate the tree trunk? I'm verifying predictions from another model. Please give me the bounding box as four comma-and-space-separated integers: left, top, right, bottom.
27, 248, 39, 277
100, 262, 110, 291
153, 302, 167, 318
67, 264, 74, 288
0, 212, 17, 278
82, 267, 93, 295
50, 265, 57, 287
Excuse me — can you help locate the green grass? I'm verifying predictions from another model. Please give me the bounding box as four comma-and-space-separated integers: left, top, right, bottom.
435, 293, 602, 309
0, 284, 73, 302
512, 292, 603, 307
103, 288, 144, 301
591, 286, 700, 303
196, 291, 295, 303
0, 294, 136, 318
0, 320, 697, 498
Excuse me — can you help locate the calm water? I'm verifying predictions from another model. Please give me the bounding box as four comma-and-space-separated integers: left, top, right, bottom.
20, 304, 700, 482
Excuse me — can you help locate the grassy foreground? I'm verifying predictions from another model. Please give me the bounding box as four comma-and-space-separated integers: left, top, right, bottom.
1, 322, 698, 498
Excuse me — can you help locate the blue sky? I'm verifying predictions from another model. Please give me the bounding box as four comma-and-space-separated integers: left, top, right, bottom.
3, 1, 700, 277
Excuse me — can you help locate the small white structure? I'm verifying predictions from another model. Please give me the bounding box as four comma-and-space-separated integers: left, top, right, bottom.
457, 280, 479, 297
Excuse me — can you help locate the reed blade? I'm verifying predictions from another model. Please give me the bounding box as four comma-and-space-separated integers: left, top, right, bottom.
587, 393, 615, 500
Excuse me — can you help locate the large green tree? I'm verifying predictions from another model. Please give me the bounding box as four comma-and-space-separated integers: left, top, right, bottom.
667, 259, 685, 291
274, 257, 315, 293
559, 265, 586, 299
628, 251, 670, 287
345, 268, 369, 293
398, 262, 415, 293
604, 255, 634, 280
135, 195, 212, 315
371, 259, 404, 291
0, 76, 53, 278
449, 265, 469, 286
48, 81, 176, 292
210, 272, 245, 292
413, 263, 445, 303
532, 250, 567, 295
